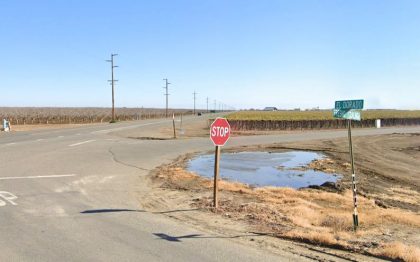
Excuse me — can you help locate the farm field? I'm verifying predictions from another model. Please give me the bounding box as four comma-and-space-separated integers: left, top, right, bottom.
0, 107, 202, 125
226, 110, 420, 121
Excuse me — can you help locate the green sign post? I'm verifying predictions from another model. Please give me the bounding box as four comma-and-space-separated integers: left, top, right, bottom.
333, 99, 364, 231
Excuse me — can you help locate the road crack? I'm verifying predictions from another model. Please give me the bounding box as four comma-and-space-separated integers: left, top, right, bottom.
108, 147, 150, 171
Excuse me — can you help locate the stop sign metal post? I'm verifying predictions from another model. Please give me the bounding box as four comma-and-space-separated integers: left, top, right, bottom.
210, 118, 231, 209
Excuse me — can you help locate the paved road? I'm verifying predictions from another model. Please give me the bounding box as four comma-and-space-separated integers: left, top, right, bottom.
0, 117, 419, 261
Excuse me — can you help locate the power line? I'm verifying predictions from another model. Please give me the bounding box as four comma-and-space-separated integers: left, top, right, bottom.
163, 78, 170, 118
106, 53, 118, 122
193, 91, 197, 115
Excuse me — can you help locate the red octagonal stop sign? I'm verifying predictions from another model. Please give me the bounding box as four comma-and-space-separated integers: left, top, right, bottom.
210, 118, 231, 146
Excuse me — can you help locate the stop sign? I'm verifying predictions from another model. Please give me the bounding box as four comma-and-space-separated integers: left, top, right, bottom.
210, 118, 231, 146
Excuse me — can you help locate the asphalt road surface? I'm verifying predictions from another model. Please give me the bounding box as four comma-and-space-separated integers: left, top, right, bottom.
1, 116, 419, 261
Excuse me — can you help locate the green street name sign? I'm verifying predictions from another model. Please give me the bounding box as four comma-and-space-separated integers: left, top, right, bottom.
335, 100, 364, 110
333, 109, 361, 121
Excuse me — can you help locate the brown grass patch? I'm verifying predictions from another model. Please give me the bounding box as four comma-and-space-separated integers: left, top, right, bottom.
370, 187, 420, 207
153, 157, 420, 261
376, 242, 420, 262
284, 230, 340, 247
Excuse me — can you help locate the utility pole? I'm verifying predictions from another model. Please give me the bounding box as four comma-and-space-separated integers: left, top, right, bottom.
106, 53, 118, 122
206, 97, 209, 113
163, 78, 170, 118
193, 91, 197, 115
214, 100, 217, 112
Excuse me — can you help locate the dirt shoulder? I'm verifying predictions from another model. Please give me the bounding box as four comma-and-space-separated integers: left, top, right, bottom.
143, 132, 420, 262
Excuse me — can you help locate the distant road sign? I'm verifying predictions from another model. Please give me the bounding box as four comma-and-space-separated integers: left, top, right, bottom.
210, 118, 231, 146
335, 100, 364, 110
333, 109, 361, 121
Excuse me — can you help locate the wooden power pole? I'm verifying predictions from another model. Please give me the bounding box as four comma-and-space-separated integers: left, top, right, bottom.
106, 53, 118, 122
163, 78, 170, 118
193, 91, 197, 115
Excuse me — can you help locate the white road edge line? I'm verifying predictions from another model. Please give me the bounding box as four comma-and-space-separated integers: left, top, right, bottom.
68, 140, 95, 147
0, 174, 77, 180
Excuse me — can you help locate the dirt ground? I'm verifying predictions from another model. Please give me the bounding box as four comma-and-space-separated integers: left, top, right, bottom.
144, 132, 420, 262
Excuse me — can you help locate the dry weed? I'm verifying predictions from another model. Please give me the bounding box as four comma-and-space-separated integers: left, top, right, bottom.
377, 242, 420, 262
284, 230, 339, 246
320, 214, 353, 232
156, 164, 420, 260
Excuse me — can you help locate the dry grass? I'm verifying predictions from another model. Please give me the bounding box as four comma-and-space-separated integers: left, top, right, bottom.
250, 187, 420, 229
214, 181, 420, 228
195, 174, 420, 231
155, 163, 420, 261
369, 187, 420, 207
284, 230, 340, 247
377, 242, 420, 262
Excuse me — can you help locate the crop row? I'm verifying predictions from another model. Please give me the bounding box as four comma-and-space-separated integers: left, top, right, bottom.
228, 118, 420, 131
227, 110, 420, 121
0, 107, 194, 125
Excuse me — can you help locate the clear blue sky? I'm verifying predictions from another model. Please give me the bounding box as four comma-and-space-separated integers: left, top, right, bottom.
1, 0, 419, 110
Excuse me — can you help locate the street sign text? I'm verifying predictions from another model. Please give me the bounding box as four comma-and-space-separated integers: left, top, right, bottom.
333, 109, 361, 121
335, 100, 364, 110
210, 118, 231, 146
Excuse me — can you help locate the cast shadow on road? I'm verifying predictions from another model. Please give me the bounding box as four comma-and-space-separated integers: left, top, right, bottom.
153, 232, 269, 242
80, 209, 145, 214
80, 207, 199, 214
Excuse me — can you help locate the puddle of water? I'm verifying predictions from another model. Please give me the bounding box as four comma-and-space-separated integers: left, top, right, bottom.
187, 151, 340, 188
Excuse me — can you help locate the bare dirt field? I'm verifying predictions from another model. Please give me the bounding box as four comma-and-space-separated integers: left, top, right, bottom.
144, 132, 420, 262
